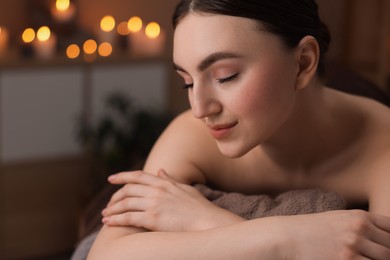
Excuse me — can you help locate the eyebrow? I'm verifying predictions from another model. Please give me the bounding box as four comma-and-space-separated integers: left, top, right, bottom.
173, 52, 242, 73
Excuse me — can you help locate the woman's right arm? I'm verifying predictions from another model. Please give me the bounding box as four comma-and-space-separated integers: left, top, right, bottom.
88, 209, 390, 259
88, 216, 285, 259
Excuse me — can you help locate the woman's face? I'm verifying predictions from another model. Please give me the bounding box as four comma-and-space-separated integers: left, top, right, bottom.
173, 13, 300, 158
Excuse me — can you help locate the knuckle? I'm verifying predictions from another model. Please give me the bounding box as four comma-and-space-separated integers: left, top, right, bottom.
343, 232, 360, 248
132, 170, 144, 178
350, 217, 369, 234
117, 186, 127, 197
339, 248, 357, 260
154, 186, 167, 197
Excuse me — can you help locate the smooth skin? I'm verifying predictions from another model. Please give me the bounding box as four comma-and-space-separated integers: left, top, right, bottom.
88, 13, 390, 259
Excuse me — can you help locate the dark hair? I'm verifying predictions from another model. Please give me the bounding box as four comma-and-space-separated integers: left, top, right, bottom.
172, 0, 331, 77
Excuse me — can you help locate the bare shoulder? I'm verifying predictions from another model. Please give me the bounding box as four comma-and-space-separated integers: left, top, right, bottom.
143, 110, 222, 184
337, 90, 390, 216
366, 148, 390, 216
330, 88, 390, 141
362, 98, 390, 216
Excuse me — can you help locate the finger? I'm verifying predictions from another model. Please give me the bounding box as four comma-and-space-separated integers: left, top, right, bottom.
107, 183, 155, 207
102, 211, 153, 230
358, 239, 390, 260
108, 170, 161, 186
103, 212, 151, 229
370, 226, 390, 251
370, 213, 390, 233
367, 223, 390, 250
103, 197, 149, 217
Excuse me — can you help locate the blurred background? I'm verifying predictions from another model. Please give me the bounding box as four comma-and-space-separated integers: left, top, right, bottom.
0, 0, 389, 259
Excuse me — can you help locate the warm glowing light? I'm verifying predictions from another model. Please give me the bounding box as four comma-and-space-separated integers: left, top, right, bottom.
83, 39, 97, 54
22, 28, 35, 43
98, 42, 112, 57
145, 22, 160, 39
128, 16, 143, 33
117, 21, 129, 36
66, 44, 80, 59
56, 0, 70, 11
37, 26, 51, 41
100, 16, 115, 32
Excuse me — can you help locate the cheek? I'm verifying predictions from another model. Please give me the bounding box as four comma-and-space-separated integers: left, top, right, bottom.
234, 65, 297, 123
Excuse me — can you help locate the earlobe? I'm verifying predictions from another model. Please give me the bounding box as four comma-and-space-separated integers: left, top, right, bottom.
295, 36, 320, 90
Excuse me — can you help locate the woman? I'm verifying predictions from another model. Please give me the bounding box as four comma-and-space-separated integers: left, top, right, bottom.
88, 0, 390, 258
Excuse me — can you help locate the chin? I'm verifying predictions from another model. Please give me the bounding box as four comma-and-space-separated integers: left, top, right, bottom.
216, 142, 252, 158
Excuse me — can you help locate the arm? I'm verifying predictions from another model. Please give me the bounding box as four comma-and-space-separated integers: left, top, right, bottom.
88, 216, 287, 260
90, 208, 390, 259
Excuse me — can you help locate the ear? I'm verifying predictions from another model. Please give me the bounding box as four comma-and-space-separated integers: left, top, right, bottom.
295, 36, 320, 90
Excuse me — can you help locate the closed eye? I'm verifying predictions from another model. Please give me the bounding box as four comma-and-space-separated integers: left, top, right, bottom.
217, 73, 239, 84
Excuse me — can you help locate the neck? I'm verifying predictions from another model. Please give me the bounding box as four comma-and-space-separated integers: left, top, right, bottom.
260, 84, 359, 175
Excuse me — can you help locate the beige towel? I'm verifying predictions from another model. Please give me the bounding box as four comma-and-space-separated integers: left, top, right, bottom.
195, 184, 346, 219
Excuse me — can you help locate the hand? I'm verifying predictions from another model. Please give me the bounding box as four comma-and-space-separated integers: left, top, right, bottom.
282, 210, 390, 260
101, 169, 244, 232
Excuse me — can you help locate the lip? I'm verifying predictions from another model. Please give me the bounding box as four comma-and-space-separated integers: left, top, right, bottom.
208, 122, 238, 139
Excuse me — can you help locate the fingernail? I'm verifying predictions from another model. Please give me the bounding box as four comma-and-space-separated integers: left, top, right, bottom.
102, 217, 110, 223
101, 209, 107, 216
108, 175, 116, 181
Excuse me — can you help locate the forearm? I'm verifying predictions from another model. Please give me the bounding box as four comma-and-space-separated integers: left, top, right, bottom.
87, 217, 287, 260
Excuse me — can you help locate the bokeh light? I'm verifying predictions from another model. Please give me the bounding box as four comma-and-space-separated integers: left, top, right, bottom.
98, 42, 113, 57
66, 44, 80, 59
100, 16, 115, 32
145, 22, 160, 39
128, 16, 143, 33
56, 0, 70, 11
37, 26, 51, 41
117, 21, 129, 36
22, 28, 35, 43
83, 39, 97, 54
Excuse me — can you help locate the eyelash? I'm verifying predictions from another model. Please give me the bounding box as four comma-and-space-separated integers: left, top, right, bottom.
182, 73, 239, 89
217, 73, 239, 84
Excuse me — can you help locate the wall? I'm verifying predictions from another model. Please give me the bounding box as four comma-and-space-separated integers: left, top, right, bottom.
75, 0, 189, 112
1, 0, 387, 112
317, 0, 347, 61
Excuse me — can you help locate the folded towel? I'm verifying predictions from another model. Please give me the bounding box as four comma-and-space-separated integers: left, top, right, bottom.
195, 184, 346, 219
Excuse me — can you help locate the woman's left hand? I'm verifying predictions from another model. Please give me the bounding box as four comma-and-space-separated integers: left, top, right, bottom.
101, 169, 244, 232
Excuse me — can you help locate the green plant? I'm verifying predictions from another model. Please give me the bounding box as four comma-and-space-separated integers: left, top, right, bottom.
77, 91, 172, 192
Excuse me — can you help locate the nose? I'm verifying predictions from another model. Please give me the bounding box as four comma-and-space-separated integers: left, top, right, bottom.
189, 85, 222, 119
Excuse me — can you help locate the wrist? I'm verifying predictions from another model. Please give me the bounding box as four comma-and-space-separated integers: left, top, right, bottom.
197, 207, 246, 230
